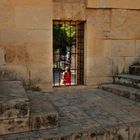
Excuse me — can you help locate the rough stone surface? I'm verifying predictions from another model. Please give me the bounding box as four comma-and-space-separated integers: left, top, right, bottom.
136, 40, 140, 57
0, 118, 29, 135
0, 0, 140, 87
110, 9, 140, 39
0, 2, 14, 29
15, 6, 51, 29
0, 0, 53, 86
27, 91, 58, 131
112, 57, 125, 74
0, 65, 27, 82
111, 40, 135, 57
100, 63, 140, 102
114, 74, 140, 88
0, 88, 140, 139
0, 81, 29, 135
129, 65, 140, 76
124, 57, 140, 73
0, 48, 5, 65
99, 84, 140, 102
87, 0, 140, 9
0, 81, 29, 119
53, 0, 86, 20
0, 81, 59, 135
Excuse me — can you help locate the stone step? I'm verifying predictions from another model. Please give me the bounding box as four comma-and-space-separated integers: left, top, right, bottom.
1, 88, 140, 140
27, 91, 58, 131
99, 84, 140, 102
114, 74, 140, 88
0, 81, 29, 135
129, 65, 140, 76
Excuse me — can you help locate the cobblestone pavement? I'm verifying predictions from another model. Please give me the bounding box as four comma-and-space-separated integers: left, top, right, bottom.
1, 87, 140, 139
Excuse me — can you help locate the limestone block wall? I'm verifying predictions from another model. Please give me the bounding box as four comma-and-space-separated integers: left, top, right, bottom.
0, 0, 140, 87
86, 9, 140, 85
53, 0, 86, 20
53, 0, 140, 86
0, 0, 52, 86
87, 0, 140, 9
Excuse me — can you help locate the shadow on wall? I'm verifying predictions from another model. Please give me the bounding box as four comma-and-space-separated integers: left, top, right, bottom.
0, 67, 25, 82
112, 57, 140, 75
0, 66, 41, 90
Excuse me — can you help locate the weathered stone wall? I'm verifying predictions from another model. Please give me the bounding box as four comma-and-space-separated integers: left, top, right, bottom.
53, 0, 140, 86
53, 0, 86, 20
87, 0, 140, 9
86, 9, 140, 85
0, 0, 52, 86
0, 0, 140, 87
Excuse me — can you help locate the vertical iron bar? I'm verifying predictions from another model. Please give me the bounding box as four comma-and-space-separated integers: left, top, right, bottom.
53, 23, 54, 86
64, 21, 66, 76
80, 25, 81, 84
75, 21, 77, 85
53, 23, 56, 86
69, 21, 72, 85
58, 20, 61, 87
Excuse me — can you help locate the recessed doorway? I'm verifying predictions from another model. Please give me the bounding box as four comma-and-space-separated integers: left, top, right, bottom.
53, 20, 84, 87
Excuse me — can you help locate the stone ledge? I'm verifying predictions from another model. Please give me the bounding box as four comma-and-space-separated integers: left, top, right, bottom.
0, 81, 30, 135
0, 81, 29, 119
99, 84, 140, 102
0, 117, 29, 135
114, 74, 140, 88
27, 91, 58, 131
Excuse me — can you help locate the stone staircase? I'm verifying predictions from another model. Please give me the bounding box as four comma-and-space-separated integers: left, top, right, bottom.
99, 64, 140, 102
0, 81, 58, 135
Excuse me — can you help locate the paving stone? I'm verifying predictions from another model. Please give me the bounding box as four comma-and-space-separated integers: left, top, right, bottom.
78, 89, 140, 127
0, 87, 140, 139
27, 91, 58, 131
49, 88, 140, 129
